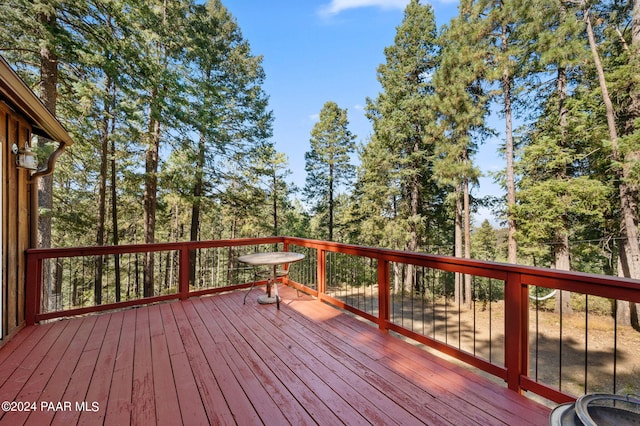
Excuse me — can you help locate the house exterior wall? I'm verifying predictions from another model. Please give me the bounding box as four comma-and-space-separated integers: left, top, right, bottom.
1, 101, 33, 343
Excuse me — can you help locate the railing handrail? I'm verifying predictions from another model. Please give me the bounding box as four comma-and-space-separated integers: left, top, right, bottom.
283, 236, 640, 299
25, 236, 640, 404
27, 235, 640, 289
25, 236, 283, 258
25, 237, 285, 325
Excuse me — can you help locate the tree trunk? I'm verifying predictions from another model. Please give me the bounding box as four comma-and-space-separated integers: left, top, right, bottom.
37, 39, 58, 251
110, 98, 121, 302
190, 131, 206, 284
502, 23, 517, 265
617, 254, 633, 326
623, 0, 640, 327
553, 231, 573, 314
553, 66, 573, 314
454, 184, 463, 306
628, 0, 640, 136
37, 11, 59, 310
585, 6, 640, 281
328, 163, 334, 241
463, 174, 472, 309
404, 137, 421, 293
143, 113, 160, 298
272, 169, 278, 235
95, 76, 113, 306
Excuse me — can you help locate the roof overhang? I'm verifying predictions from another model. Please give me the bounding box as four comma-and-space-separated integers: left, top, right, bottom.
0, 55, 74, 147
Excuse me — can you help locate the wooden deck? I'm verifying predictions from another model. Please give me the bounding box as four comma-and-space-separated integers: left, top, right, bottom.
0, 285, 551, 425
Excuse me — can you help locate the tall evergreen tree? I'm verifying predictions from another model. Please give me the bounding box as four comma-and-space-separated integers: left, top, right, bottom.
513, 0, 593, 313
434, 6, 489, 306
303, 101, 356, 241
577, 0, 640, 325
458, 0, 530, 264
365, 0, 441, 291
351, 135, 398, 247
182, 0, 272, 239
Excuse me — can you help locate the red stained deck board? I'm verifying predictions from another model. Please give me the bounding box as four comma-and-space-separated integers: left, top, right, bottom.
344, 308, 549, 423
283, 287, 551, 425
170, 301, 235, 425
213, 292, 372, 426
211, 294, 347, 425
0, 321, 62, 391
0, 286, 552, 426
189, 298, 290, 425
77, 310, 125, 426
201, 297, 318, 426
225, 293, 412, 425
181, 300, 262, 425
131, 308, 155, 425
0, 318, 82, 425
23, 315, 98, 426
0, 326, 37, 366
278, 293, 485, 425
104, 309, 137, 425
250, 294, 457, 425
147, 305, 182, 426
290, 301, 480, 424
159, 303, 209, 426
50, 314, 112, 426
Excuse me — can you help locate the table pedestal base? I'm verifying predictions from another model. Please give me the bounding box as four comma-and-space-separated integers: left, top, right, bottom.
257, 294, 279, 304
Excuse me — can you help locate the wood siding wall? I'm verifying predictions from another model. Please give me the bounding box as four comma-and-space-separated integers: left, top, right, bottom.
1, 101, 33, 343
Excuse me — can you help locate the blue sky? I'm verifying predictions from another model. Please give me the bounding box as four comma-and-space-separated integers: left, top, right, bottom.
223, 0, 502, 225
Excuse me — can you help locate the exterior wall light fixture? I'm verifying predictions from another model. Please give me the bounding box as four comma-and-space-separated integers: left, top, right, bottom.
11, 142, 38, 171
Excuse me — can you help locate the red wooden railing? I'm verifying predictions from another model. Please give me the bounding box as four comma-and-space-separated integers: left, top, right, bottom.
25, 236, 640, 404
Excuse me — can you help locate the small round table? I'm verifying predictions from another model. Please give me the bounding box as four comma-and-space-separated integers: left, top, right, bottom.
238, 252, 305, 309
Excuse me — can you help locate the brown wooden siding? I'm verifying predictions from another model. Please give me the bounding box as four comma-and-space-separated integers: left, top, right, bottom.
1, 101, 33, 343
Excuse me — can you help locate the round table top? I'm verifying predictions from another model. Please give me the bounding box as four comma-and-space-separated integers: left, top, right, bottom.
237, 251, 305, 266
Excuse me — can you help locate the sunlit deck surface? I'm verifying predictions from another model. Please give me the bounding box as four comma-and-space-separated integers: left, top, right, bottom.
0, 285, 550, 425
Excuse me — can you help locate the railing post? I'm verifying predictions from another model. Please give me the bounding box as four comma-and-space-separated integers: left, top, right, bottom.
317, 248, 326, 296
504, 272, 528, 394
25, 251, 41, 325
178, 245, 190, 300
378, 259, 390, 332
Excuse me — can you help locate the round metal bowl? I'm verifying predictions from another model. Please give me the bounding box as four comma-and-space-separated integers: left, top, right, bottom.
550, 394, 640, 426
549, 402, 580, 426
575, 394, 640, 426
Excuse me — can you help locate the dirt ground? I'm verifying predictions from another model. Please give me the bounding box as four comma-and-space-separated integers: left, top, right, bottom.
328, 288, 640, 401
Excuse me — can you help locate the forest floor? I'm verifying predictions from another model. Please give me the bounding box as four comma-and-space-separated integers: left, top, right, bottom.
327, 289, 640, 402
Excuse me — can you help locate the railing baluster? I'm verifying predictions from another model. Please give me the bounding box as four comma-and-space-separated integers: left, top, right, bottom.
504, 272, 526, 394
179, 245, 190, 300
378, 259, 390, 332
23, 236, 640, 403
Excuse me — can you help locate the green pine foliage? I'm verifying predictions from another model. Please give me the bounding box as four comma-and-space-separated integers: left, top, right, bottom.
362, 0, 444, 254
1, 0, 639, 285
303, 101, 356, 241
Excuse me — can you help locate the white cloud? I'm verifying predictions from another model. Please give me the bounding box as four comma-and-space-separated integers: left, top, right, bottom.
353, 104, 364, 110
318, 0, 410, 17
309, 113, 320, 122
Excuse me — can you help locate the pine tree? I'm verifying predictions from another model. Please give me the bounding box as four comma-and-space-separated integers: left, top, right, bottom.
513, 0, 595, 313
458, 0, 531, 264
181, 0, 272, 240
303, 101, 356, 241
434, 5, 489, 306
364, 0, 441, 291
351, 135, 398, 247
